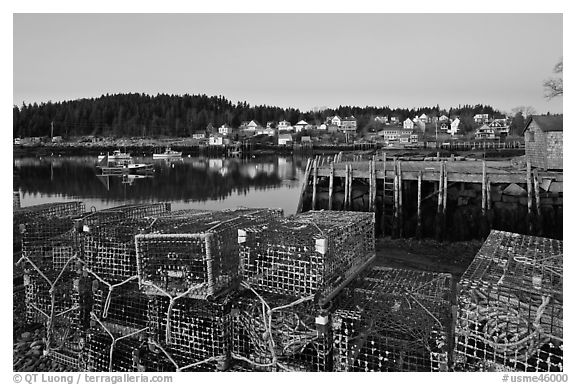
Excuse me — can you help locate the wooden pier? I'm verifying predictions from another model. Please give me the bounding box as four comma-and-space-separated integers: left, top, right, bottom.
297, 154, 563, 241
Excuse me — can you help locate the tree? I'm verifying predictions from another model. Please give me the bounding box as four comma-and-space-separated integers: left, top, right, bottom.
543, 59, 563, 99
511, 106, 536, 119
509, 112, 526, 136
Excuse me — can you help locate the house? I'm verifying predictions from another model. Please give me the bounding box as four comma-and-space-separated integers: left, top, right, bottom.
209, 134, 224, 146
218, 124, 233, 136
439, 115, 450, 122
51, 136, 63, 143
317, 123, 328, 130
419, 114, 429, 123
489, 119, 510, 138
390, 116, 400, 124
474, 114, 490, 124
301, 136, 313, 146
403, 118, 414, 130
245, 120, 262, 131
192, 131, 206, 140
475, 124, 496, 140
266, 121, 275, 129
278, 133, 293, 146
374, 116, 388, 124
256, 127, 276, 136
378, 128, 412, 141
277, 120, 291, 130
439, 122, 450, 132
399, 133, 411, 143
523, 115, 563, 170
449, 118, 460, 136
328, 115, 342, 127
340, 116, 357, 132
294, 120, 309, 133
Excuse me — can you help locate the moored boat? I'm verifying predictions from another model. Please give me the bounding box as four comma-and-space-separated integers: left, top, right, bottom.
97, 150, 131, 163
152, 147, 182, 159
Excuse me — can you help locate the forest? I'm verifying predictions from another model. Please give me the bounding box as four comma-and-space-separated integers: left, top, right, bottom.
13, 93, 505, 139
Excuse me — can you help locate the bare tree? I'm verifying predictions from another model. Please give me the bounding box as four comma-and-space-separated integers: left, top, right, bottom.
544, 59, 563, 99
511, 106, 537, 118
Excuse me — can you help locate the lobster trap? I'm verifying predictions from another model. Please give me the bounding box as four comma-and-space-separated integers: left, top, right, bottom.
231, 288, 332, 372
332, 266, 453, 372
80, 202, 172, 230
145, 294, 233, 372
83, 331, 147, 372
238, 210, 375, 301
135, 208, 283, 300
455, 230, 563, 372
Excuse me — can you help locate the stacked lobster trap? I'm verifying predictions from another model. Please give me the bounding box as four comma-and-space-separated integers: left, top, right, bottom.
332, 266, 453, 372
231, 211, 376, 371
134, 208, 283, 372
454, 230, 563, 372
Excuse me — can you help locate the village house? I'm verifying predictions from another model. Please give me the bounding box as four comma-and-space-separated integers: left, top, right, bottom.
390, 116, 400, 124
399, 133, 411, 144
294, 120, 309, 133
277, 120, 291, 130
410, 133, 420, 143
245, 120, 262, 131
439, 122, 450, 132
256, 127, 276, 136
209, 134, 224, 146
192, 131, 206, 140
403, 118, 414, 130
340, 116, 357, 132
523, 115, 563, 170
328, 115, 342, 127
317, 123, 327, 130
266, 121, 275, 129
439, 115, 450, 122
419, 114, 429, 124
475, 124, 496, 140
449, 118, 460, 136
474, 114, 490, 124
218, 124, 233, 136
278, 133, 293, 146
374, 116, 388, 124
378, 128, 413, 141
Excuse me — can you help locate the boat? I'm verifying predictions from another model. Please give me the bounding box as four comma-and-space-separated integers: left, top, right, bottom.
97, 150, 131, 163
152, 147, 182, 159
96, 153, 154, 175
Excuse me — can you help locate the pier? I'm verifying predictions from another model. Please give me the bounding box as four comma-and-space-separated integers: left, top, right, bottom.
297, 154, 563, 241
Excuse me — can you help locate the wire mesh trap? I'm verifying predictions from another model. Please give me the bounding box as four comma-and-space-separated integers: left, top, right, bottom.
332, 266, 453, 372
80, 203, 172, 230
238, 210, 375, 301
82, 332, 147, 372
230, 288, 332, 372
136, 208, 283, 300
455, 230, 563, 372
144, 295, 233, 372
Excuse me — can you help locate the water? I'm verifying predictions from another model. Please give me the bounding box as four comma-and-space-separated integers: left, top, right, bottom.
14, 155, 309, 215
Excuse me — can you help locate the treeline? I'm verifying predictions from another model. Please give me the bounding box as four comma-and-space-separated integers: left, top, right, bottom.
13, 93, 504, 138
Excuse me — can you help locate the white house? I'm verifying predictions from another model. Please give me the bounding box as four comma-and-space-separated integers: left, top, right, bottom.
340, 116, 357, 132
475, 124, 496, 139
209, 134, 224, 146
317, 123, 328, 130
278, 134, 293, 146
278, 120, 291, 130
419, 114, 429, 123
374, 116, 388, 124
403, 118, 415, 130
439, 115, 449, 122
192, 131, 206, 140
218, 124, 233, 136
449, 118, 460, 136
329, 115, 342, 127
474, 114, 490, 124
246, 120, 262, 131
294, 120, 309, 132
256, 127, 276, 136
390, 116, 400, 124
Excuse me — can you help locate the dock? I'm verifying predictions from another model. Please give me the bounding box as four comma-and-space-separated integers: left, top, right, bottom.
297, 154, 563, 241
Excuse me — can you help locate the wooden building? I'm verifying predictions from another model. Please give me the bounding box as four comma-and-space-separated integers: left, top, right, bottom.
523, 115, 563, 170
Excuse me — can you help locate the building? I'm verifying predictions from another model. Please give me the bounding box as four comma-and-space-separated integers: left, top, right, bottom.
410, 133, 419, 143
328, 115, 342, 127
439, 115, 450, 122
475, 124, 496, 140
403, 118, 414, 130
474, 114, 490, 124
449, 118, 460, 136
278, 133, 293, 146
399, 133, 411, 143
294, 120, 309, 133
266, 122, 275, 129
317, 123, 328, 130
439, 122, 450, 132
256, 127, 276, 136
218, 124, 233, 136
378, 128, 412, 141
523, 115, 563, 170
374, 116, 388, 124
245, 120, 262, 131
390, 116, 400, 124
277, 120, 291, 130
192, 131, 206, 140
419, 114, 429, 123
340, 116, 357, 132
209, 134, 224, 146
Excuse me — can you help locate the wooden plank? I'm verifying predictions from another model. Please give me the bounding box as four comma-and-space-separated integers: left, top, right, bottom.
443, 161, 448, 216
328, 162, 334, 210
534, 169, 541, 217
312, 158, 318, 210
296, 158, 312, 214
381, 160, 387, 236
398, 161, 403, 237
526, 160, 533, 234
417, 170, 422, 238
368, 161, 374, 212
482, 161, 487, 216
344, 164, 349, 210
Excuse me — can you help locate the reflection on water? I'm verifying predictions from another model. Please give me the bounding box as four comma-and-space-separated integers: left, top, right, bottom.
14, 155, 309, 215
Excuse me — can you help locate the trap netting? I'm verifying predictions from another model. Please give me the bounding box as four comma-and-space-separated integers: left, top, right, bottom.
80, 202, 172, 230
332, 266, 453, 372
144, 295, 233, 372
83, 332, 147, 372
239, 210, 375, 300
455, 230, 563, 372
136, 208, 283, 300
231, 286, 332, 372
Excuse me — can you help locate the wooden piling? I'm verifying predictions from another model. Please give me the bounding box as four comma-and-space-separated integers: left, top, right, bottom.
311, 158, 318, 210
369, 161, 374, 212
482, 161, 487, 216
442, 161, 448, 238
328, 161, 334, 210
398, 161, 403, 237
526, 160, 533, 234
416, 170, 422, 239
344, 164, 349, 210
381, 159, 387, 236
370, 159, 376, 212
348, 165, 353, 209
534, 169, 541, 235
393, 159, 399, 238
296, 158, 312, 214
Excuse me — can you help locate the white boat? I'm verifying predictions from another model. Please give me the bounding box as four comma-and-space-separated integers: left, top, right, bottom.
97, 150, 131, 163
152, 147, 182, 159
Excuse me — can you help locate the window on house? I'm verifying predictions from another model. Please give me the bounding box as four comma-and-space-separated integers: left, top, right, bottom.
528, 132, 535, 142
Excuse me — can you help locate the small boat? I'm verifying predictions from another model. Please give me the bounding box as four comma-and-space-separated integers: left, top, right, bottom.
98, 150, 131, 163
153, 147, 182, 159
127, 162, 154, 173
96, 153, 153, 174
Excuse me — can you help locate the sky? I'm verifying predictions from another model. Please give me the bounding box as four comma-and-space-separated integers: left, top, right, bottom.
13, 13, 563, 115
